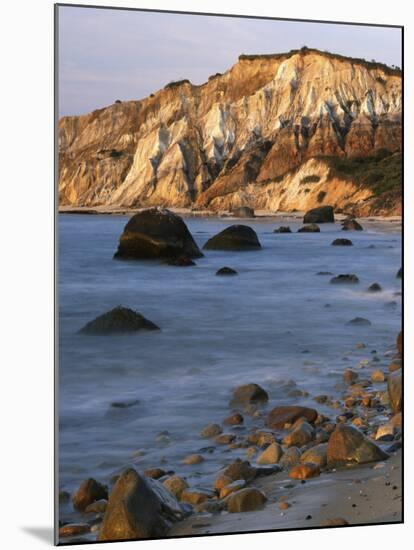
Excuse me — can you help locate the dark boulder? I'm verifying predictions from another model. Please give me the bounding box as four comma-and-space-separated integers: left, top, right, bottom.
346, 317, 371, 326
342, 218, 363, 231
303, 206, 334, 224
72, 478, 108, 512
230, 383, 269, 406
298, 223, 320, 233
332, 238, 353, 246
79, 306, 159, 335
387, 370, 402, 413
216, 267, 238, 276
232, 206, 255, 218
113, 207, 203, 260
274, 226, 292, 233
396, 267, 402, 279
330, 274, 359, 284
327, 424, 389, 467
266, 406, 318, 429
98, 468, 184, 541
368, 283, 382, 292
203, 225, 261, 251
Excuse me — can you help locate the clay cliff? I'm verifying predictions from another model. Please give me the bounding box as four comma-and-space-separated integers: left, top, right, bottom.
58, 48, 402, 215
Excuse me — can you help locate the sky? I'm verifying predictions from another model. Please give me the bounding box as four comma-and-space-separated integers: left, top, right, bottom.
58, 6, 402, 117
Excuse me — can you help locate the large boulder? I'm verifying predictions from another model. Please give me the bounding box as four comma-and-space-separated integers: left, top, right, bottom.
230, 383, 269, 406
113, 208, 203, 260
300, 443, 328, 468
266, 406, 318, 429
297, 223, 320, 233
98, 468, 185, 541
232, 206, 255, 218
79, 306, 159, 335
303, 206, 334, 224
326, 424, 389, 467
221, 459, 257, 483
203, 225, 261, 251
387, 370, 402, 413
72, 478, 108, 512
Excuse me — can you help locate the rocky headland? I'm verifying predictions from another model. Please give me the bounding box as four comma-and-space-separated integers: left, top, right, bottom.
59, 48, 401, 217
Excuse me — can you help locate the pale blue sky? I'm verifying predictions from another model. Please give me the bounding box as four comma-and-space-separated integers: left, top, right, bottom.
58, 6, 402, 117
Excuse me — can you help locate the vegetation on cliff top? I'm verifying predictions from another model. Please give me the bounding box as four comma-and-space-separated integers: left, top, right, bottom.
239, 46, 401, 76
325, 149, 402, 197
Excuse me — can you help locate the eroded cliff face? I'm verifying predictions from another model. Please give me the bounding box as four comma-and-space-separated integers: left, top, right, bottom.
59, 49, 402, 215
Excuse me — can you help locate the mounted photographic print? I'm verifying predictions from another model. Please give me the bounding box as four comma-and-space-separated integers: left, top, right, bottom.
56, 3, 403, 545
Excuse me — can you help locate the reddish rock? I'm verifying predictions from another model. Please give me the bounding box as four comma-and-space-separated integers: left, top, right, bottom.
266, 406, 318, 429
327, 424, 389, 467
72, 478, 108, 512
288, 463, 321, 480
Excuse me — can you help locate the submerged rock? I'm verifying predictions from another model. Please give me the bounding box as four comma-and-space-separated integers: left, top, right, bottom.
200, 423, 223, 438
223, 412, 244, 425
232, 206, 255, 218
226, 488, 267, 513
298, 223, 320, 233
216, 266, 238, 276
274, 226, 292, 233
331, 238, 353, 246
303, 206, 334, 224
72, 478, 108, 512
330, 274, 359, 284
266, 406, 318, 429
203, 225, 261, 251
342, 218, 363, 231
326, 424, 389, 467
79, 306, 159, 335
346, 317, 372, 326
166, 255, 196, 266
230, 383, 269, 407
114, 207, 203, 261
368, 283, 382, 292
396, 267, 402, 279
98, 468, 184, 541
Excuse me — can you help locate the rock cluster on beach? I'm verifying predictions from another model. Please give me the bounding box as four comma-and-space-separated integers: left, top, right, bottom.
60, 318, 402, 542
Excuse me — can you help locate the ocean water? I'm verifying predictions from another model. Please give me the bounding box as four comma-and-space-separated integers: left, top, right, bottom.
58, 214, 401, 503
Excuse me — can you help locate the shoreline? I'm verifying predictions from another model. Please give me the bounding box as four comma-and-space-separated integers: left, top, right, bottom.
58, 205, 402, 223
169, 450, 402, 537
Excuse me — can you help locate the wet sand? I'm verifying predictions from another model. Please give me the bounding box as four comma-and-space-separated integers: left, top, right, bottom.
169, 450, 402, 537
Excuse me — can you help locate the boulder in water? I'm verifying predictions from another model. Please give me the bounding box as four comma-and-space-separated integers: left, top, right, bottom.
303, 206, 334, 224
266, 406, 318, 429
203, 225, 261, 251
298, 223, 320, 233
230, 383, 269, 406
113, 207, 203, 260
332, 238, 353, 246
274, 226, 292, 233
79, 306, 160, 335
72, 478, 108, 512
387, 370, 402, 413
216, 267, 238, 276
330, 274, 359, 284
